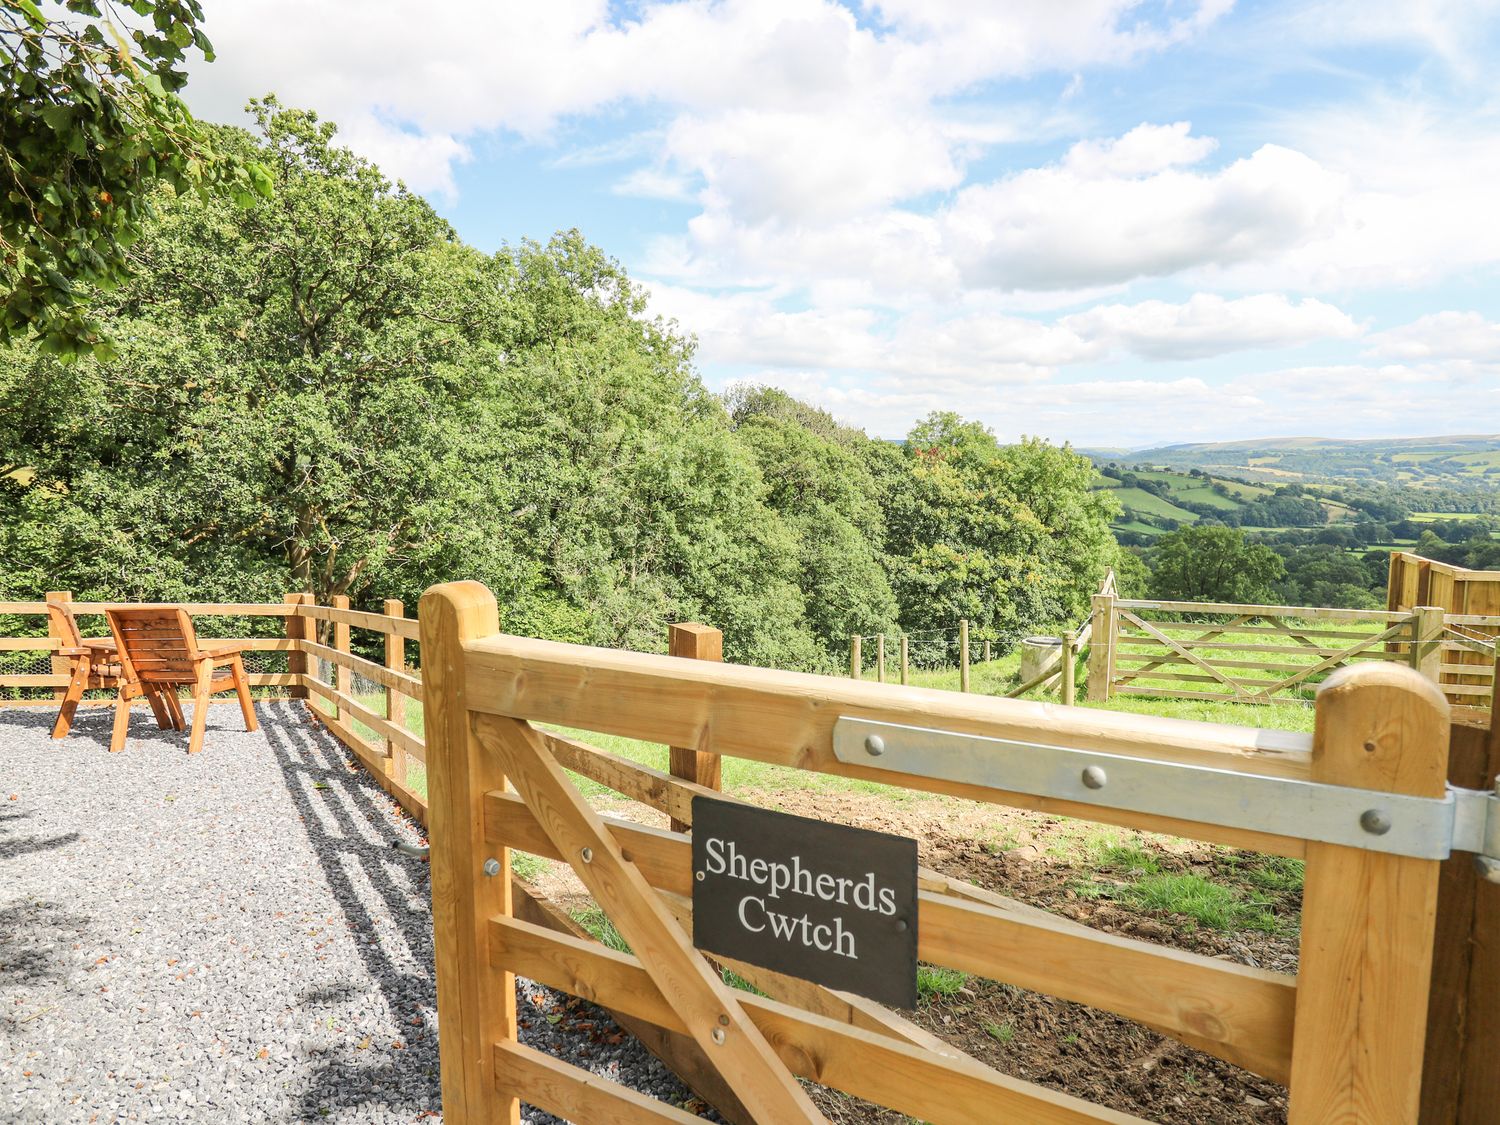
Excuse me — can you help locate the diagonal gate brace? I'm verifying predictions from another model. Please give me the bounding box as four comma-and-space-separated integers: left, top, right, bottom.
473, 712, 826, 1123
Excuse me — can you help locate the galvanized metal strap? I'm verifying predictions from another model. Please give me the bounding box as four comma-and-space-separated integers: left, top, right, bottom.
833, 717, 1500, 863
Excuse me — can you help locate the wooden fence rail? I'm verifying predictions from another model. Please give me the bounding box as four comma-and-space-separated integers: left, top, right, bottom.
415, 579, 1461, 1124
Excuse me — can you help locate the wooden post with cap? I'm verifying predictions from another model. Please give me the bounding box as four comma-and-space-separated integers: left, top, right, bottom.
668, 622, 723, 833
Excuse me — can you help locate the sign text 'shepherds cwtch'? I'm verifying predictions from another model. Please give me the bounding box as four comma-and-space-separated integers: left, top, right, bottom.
690, 796, 918, 1008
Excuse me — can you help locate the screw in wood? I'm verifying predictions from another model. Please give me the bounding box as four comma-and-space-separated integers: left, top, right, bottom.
580, 847, 594, 864
711, 1028, 726, 1045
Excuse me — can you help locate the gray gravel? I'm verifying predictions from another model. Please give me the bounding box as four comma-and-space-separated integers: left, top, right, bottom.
0, 701, 710, 1123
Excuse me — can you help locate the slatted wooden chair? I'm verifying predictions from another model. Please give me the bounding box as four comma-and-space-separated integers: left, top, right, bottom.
49, 601, 178, 740
105, 606, 258, 754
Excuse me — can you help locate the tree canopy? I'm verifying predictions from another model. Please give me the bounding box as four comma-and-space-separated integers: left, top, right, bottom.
2, 100, 1121, 669
1, 0, 269, 358
1148, 525, 1286, 604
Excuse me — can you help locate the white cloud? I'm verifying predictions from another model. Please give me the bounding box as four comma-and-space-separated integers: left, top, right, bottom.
185, 1, 1226, 212
725, 360, 1498, 446
1063, 294, 1362, 360
1368, 311, 1500, 361
1062, 121, 1218, 177
944, 141, 1345, 290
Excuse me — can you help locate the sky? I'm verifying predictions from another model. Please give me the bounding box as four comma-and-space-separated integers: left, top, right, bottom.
177, 0, 1500, 448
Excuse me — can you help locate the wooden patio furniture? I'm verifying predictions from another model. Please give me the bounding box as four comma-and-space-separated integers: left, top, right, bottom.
105, 606, 258, 754
48, 602, 177, 740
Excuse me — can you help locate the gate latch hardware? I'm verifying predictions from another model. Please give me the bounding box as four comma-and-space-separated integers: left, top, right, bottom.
833, 717, 1500, 868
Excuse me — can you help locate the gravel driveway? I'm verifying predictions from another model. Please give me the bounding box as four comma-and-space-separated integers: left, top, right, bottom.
0, 701, 706, 1124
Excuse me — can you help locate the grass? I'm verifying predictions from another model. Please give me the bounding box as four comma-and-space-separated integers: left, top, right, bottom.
572, 906, 632, 954
982, 1019, 1015, 1044
1075, 830, 1295, 934
1111, 486, 1200, 522
915, 964, 969, 1002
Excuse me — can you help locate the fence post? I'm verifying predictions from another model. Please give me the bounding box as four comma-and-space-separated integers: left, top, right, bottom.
45, 591, 71, 700
850, 634, 862, 680
983, 638, 991, 664
419, 581, 517, 1125
959, 619, 970, 693
1060, 631, 1076, 706
331, 594, 351, 724
1412, 606, 1444, 685
1421, 691, 1500, 1123
1288, 664, 1449, 1123
283, 592, 312, 700
900, 634, 909, 685
667, 622, 723, 833
876, 633, 886, 683
1087, 593, 1115, 702
384, 598, 407, 786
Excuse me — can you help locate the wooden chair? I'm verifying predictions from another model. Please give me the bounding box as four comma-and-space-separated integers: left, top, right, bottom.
105, 606, 258, 754
49, 602, 177, 740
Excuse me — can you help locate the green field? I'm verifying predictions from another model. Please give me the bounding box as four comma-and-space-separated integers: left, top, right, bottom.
1109, 486, 1200, 522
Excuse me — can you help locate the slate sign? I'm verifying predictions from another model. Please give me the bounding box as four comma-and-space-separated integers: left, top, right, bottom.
691, 795, 918, 1009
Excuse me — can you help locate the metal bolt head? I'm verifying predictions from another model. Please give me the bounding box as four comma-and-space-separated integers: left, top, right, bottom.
482, 858, 501, 878
1081, 765, 1107, 790
718, 1014, 731, 1026
864, 734, 885, 757
580, 847, 594, 864
1360, 808, 1392, 836
695, 870, 706, 882
894, 918, 908, 933
710, 1027, 726, 1045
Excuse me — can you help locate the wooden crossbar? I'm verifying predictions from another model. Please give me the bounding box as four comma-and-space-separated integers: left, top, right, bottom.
491, 915, 1149, 1125
301, 638, 424, 700
298, 603, 420, 639
483, 788, 1295, 1080
493, 1040, 706, 1124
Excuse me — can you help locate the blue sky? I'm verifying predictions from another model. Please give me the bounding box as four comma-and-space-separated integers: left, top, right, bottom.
183, 0, 1500, 447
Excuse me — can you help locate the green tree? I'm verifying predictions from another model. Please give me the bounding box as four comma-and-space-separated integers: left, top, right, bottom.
1, 1, 270, 357
1149, 525, 1286, 603
0, 102, 824, 666
727, 388, 898, 663
882, 413, 1117, 638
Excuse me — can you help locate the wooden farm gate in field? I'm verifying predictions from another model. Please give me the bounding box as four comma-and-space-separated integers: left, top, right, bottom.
1389, 552, 1500, 714
1085, 594, 1496, 711
416, 579, 1499, 1125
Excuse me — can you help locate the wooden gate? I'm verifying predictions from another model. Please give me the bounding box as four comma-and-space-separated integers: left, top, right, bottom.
420, 581, 1456, 1124
1389, 552, 1500, 713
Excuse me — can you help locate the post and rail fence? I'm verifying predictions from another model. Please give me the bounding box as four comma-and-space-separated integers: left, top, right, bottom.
5, 581, 1500, 1121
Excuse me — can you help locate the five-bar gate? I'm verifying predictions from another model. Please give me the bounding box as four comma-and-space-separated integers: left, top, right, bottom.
419, 580, 1488, 1124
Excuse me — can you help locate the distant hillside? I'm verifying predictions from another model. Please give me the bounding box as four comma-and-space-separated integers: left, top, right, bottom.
1090, 462, 1361, 539
1086, 435, 1500, 491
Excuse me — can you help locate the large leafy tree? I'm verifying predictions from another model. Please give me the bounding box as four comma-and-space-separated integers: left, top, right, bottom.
1, 100, 512, 607
0, 0, 269, 358
0, 101, 822, 664
727, 386, 898, 666
1149, 525, 1286, 604
881, 412, 1118, 640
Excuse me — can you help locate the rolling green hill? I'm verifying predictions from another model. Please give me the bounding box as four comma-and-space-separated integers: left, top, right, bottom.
1091, 461, 1364, 539
1094, 435, 1500, 492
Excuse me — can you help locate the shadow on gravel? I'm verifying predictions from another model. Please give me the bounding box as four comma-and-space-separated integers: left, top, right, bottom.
0, 899, 91, 991
260, 705, 439, 1120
